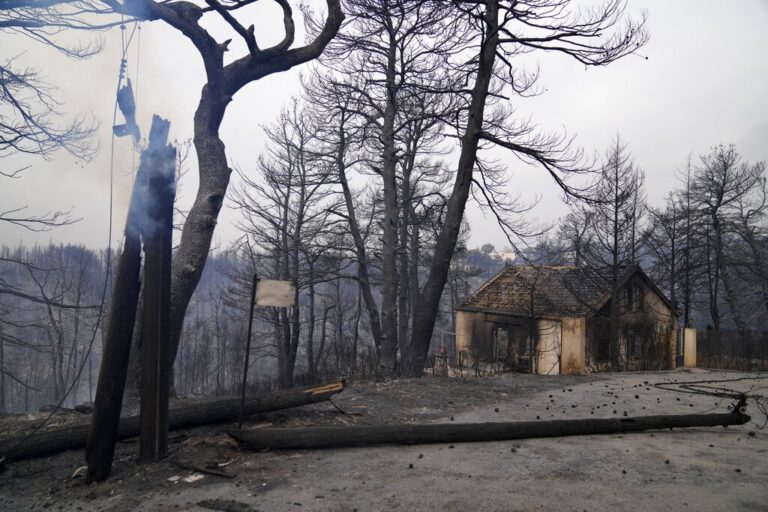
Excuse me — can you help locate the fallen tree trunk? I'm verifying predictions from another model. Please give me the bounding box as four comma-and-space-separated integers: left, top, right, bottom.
228, 409, 750, 451
1, 381, 344, 462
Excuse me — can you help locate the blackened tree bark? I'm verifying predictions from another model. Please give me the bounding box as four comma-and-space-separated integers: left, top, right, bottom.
691, 145, 765, 334
318, 0, 459, 376
734, 176, 768, 320
404, 0, 647, 376
303, 76, 385, 360
102, 0, 344, 380
587, 136, 645, 370
378, 11, 400, 374
231, 102, 334, 388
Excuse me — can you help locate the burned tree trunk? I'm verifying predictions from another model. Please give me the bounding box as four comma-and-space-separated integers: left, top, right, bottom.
229, 408, 750, 451
403, 2, 500, 378
2, 382, 345, 463
336, 140, 383, 358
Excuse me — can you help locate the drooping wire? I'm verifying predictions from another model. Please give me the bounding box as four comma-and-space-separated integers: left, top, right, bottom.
131, 22, 142, 182
654, 374, 768, 429
3, 22, 141, 458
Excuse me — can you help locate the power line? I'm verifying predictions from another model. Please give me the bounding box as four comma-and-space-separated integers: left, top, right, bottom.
3, 23, 142, 458
654, 374, 768, 429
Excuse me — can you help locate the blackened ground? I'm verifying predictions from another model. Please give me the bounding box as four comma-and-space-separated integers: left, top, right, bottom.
0, 370, 766, 512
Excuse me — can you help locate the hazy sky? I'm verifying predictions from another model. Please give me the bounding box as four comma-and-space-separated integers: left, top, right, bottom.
2, 1, 767, 252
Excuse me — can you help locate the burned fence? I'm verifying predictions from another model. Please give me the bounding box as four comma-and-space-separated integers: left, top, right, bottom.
698, 329, 768, 372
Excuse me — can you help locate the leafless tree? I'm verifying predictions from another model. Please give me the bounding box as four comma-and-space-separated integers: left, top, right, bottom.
15, 0, 324, 396
674, 161, 703, 329
646, 194, 682, 312
1, 0, 102, 227
1, 5, 104, 412
0, 244, 103, 412
580, 135, 645, 369
303, 74, 385, 362
314, 0, 462, 375
557, 207, 594, 267
732, 172, 768, 322
231, 100, 337, 388
87, 0, 345, 377
690, 145, 766, 334
404, 1, 648, 376
0, 0, 101, 159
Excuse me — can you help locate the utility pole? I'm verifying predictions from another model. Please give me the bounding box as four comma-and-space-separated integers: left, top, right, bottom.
139, 116, 175, 463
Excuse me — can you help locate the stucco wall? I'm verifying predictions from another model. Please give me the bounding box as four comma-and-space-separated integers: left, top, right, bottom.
560, 317, 586, 374
536, 319, 561, 375
454, 310, 484, 367
643, 289, 675, 322
642, 288, 679, 368
457, 311, 588, 375
684, 328, 697, 368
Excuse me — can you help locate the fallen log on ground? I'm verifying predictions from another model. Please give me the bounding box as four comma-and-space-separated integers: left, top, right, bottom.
0, 381, 345, 462
228, 408, 750, 451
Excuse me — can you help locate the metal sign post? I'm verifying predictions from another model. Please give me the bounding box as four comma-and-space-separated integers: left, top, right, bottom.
238, 275, 296, 428
238, 274, 258, 429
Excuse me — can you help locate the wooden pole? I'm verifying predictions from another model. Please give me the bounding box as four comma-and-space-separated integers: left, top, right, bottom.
84, 223, 141, 482
238, 273, 258, 429
228, 409, 751, 451
1, 382, 345, 462
84, 118, 167, 482
139, 115, 175, 463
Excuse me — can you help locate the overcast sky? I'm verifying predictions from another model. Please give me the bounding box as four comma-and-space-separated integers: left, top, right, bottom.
2, 1, 767, 252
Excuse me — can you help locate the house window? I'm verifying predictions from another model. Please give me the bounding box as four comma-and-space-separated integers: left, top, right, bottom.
625, 287, 644, 312
592, 320, 610, 362
625, 325, 642, 358
596, 336, 610, 362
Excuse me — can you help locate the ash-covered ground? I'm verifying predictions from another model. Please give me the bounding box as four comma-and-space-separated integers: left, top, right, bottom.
1, 369, 766, 512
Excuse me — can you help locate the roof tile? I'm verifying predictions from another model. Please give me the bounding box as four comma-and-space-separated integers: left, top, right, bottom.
457, 264, 640, 318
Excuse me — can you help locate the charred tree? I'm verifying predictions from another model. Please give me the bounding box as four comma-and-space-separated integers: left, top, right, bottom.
50, 1, 342, 391
587, 136, 646, 370
690, 145, 765, 334
404, 1, 648, 377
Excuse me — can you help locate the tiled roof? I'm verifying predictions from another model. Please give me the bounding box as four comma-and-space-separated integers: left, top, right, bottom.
456, 264, 642, 318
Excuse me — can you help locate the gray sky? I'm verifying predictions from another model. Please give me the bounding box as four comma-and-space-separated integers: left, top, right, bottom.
1, 1, 767, 252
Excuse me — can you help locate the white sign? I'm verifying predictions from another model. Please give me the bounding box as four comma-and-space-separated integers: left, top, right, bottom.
256, 279, 296, 307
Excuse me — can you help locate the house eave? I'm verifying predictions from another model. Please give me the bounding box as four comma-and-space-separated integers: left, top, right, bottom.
454, 305, 584, 322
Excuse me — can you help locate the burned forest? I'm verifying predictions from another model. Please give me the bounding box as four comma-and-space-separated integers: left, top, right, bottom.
1, 1, 767, 511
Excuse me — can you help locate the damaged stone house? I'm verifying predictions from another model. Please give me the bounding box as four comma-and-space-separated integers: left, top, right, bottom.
454, 264, 679, 375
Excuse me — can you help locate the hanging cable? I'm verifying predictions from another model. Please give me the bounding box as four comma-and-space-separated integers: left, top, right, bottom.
131, 23, 142, 182
654, 374, 768, 429
4, 22, 143, 457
